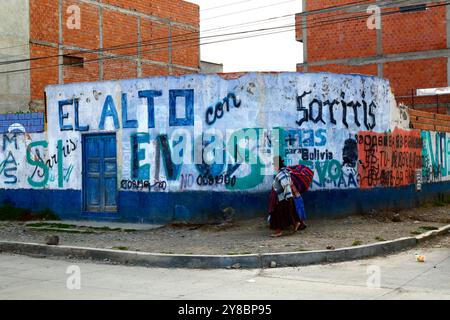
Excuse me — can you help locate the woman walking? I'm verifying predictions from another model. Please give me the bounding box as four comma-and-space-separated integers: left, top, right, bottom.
268, 156, 303, 237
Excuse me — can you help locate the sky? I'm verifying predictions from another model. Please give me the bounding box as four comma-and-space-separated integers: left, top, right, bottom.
188, 0, 303, 72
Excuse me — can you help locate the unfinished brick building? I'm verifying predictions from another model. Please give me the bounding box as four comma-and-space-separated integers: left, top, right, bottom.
0, 0, 199, 112
296, 0, 450, 114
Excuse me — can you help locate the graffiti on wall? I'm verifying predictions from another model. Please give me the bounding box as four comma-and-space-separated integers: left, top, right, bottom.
295, 91, 378, 130
1, 72, 422, 194
279, 127, 359, 189
0, 130, 79, 189
357, 128, 422, 188
421, 131, 450, 183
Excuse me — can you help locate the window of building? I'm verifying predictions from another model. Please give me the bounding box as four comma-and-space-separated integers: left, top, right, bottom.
399, 4, 427, 13
63, 55, 84, 68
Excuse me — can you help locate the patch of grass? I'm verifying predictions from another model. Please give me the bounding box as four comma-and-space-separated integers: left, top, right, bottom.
227, 251, 254, 255
420, 195, 450, 208
419, 226, 439, 231
433, 200, 447, 207
112, 246, 129, 251
27, 227, 96, 234
352, 240, 363, 246
26, 222, 136, 233
93, 226, 122, 231
27, 222, 75, 229
419, 202, 431, 208
0, 203, 31, 221
375, 236, 386, 242
411, 226, 439, 235
34, 208, 60, 221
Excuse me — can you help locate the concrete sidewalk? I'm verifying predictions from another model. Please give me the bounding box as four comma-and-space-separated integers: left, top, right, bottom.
2, 204, 449, 256
0, 204, 448, 269
0, 245, 449, 299
0, 225, 449, 269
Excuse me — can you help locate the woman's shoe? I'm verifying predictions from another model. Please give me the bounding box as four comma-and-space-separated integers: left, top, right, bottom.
270, 229, 283, 237
294, 222, 302, 232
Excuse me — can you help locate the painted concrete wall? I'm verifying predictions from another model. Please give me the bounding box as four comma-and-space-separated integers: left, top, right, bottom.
43, 72, 392, 192
0, 72, 448, 223
421, 130, 450, 183
0, 0, 30, 112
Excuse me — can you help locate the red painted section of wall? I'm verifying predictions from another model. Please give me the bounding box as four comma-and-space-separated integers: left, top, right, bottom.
357, 128, 422, 189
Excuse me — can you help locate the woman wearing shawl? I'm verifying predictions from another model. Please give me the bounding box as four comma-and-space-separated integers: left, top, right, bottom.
268, 156, 313, 237
268, 156, 301, 237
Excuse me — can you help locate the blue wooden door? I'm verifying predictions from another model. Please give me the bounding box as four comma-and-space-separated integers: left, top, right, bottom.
82, 134, 118, 213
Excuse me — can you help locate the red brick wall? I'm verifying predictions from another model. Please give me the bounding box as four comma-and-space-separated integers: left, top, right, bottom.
141, 63, 169, 77
30, 0, 59, 44
306, 0, 356, 11
306, 10, 377, 62
382, 5, 447, 54
29, 0, 200, 107
140, 20, 170, 64
63, 52, 100, 84
102, 9, 138, 57
303, 1, 448, 58
29, 44, 58, 102
102, 0, 200, 26
299, 1, 449, 114
172, 67, 195, 76
171, 26, 199, 68
308, 63, 378, 76
103, 59, 137, 81
384, 57, 448, 105
63, 0, 100, 50
295, 14, 303, 41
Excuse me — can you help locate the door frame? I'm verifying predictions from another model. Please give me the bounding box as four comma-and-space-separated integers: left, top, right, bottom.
81, 132, 119, 217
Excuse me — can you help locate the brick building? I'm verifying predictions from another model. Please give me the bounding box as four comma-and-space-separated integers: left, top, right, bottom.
296, 0, 450, 114
0, 0, 199, 112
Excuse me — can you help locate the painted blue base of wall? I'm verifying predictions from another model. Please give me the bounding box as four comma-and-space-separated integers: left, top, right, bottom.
0, 182, 449, 224
0, 189, 82, 221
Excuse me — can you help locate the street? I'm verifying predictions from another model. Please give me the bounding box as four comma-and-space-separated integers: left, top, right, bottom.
0, 246, 449, 300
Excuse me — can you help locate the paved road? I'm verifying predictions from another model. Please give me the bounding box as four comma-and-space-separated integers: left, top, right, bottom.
0, 246, 449, 300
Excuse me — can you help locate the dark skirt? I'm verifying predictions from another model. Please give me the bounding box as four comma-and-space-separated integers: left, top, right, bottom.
270, 197, 300, 230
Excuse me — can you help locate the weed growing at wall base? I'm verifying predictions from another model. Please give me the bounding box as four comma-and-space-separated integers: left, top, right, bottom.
0, 202, 59, 221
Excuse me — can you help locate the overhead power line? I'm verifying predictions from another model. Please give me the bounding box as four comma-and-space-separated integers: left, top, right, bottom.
0, 0, 394, 56
0, 0, 436, 75
0, 0, 378, 58
0, 0, 446, 77
0, 0, 404, 66
200, 0, 256, 12
202, 0, 301, 21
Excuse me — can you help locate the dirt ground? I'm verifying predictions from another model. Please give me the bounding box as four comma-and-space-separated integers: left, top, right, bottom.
0, 203, 449, 255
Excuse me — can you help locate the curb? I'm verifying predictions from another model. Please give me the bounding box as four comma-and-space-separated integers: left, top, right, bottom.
1, 225, 449, 269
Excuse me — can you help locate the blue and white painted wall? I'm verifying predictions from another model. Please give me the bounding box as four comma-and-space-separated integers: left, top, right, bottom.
0, 72, 448, 223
